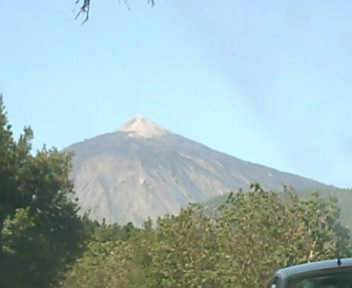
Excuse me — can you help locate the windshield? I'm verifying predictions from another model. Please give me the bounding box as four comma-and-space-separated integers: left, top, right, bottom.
288, 271, 352, 288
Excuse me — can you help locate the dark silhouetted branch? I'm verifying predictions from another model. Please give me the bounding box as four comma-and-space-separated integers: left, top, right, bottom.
75, 0, 90, 24
75, 0, 155, 24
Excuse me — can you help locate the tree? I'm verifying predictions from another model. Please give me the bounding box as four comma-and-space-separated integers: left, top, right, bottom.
0, 96, 87, 288
75, 0, 155, 24
147, 204, 225, 287
61, 184, 351, 288
215, 184, 352, 287
62, 240, 133, 288
61, 222, 151, 288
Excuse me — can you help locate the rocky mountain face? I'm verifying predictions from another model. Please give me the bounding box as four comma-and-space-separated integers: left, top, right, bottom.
66, 116, 331, 225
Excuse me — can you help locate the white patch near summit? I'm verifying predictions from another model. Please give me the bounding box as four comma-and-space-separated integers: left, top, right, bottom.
119, 116, 170, 138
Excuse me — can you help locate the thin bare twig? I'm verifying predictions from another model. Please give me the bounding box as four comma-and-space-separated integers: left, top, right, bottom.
121, 0, 154, 9
119, 0, 131, 11
75, 0, 155, 24
75, 0, 90, 24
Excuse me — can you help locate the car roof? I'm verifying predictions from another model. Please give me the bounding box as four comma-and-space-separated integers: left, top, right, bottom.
276, 258, 352, 280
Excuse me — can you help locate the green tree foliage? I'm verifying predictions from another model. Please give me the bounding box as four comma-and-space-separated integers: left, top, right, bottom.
62, 184, 351, 288
0, 96, 87, 288
147, 204, 223, 287
215, 184, 352, 287
62, 240, 133, 288
61, 221, 151, 288
85, 220, 141, 243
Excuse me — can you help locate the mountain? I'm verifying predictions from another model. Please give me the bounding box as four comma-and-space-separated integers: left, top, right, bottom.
66, 116, 333, 225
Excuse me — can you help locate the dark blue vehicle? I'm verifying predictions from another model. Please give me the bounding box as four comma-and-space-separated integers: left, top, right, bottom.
267, 258, 352, 288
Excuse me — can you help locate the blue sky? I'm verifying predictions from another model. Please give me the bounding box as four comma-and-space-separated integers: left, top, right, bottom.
0, 0, 351, 188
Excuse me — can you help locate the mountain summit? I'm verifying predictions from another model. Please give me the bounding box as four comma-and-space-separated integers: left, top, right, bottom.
66, 117, 330, 225
118, 116, 170, 138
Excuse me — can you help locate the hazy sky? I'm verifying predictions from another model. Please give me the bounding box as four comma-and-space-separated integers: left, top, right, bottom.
1, 0, 351, 188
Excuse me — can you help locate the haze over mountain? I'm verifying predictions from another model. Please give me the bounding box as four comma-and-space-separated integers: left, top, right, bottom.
66, 116, 332, 225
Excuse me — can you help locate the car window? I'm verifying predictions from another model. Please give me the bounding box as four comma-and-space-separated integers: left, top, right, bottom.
288, 271, 352, 288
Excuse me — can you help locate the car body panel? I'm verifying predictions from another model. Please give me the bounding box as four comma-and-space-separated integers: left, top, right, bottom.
267, 258, 352, 288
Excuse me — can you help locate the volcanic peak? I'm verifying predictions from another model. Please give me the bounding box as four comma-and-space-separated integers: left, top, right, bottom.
118, 116, 170, 138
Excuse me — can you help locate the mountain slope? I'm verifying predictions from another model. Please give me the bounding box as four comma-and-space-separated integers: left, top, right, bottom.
66, 116, 333, 225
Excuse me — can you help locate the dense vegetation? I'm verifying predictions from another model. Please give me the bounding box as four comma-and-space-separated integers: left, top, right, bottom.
61, 185, 351, 288
0, 97, 88, 288
0, 96, 351, 287
205, 186, 352, 233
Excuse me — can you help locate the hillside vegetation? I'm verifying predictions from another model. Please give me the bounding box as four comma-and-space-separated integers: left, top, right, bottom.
0, 97, 351, 288
205, 186, 352, 232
